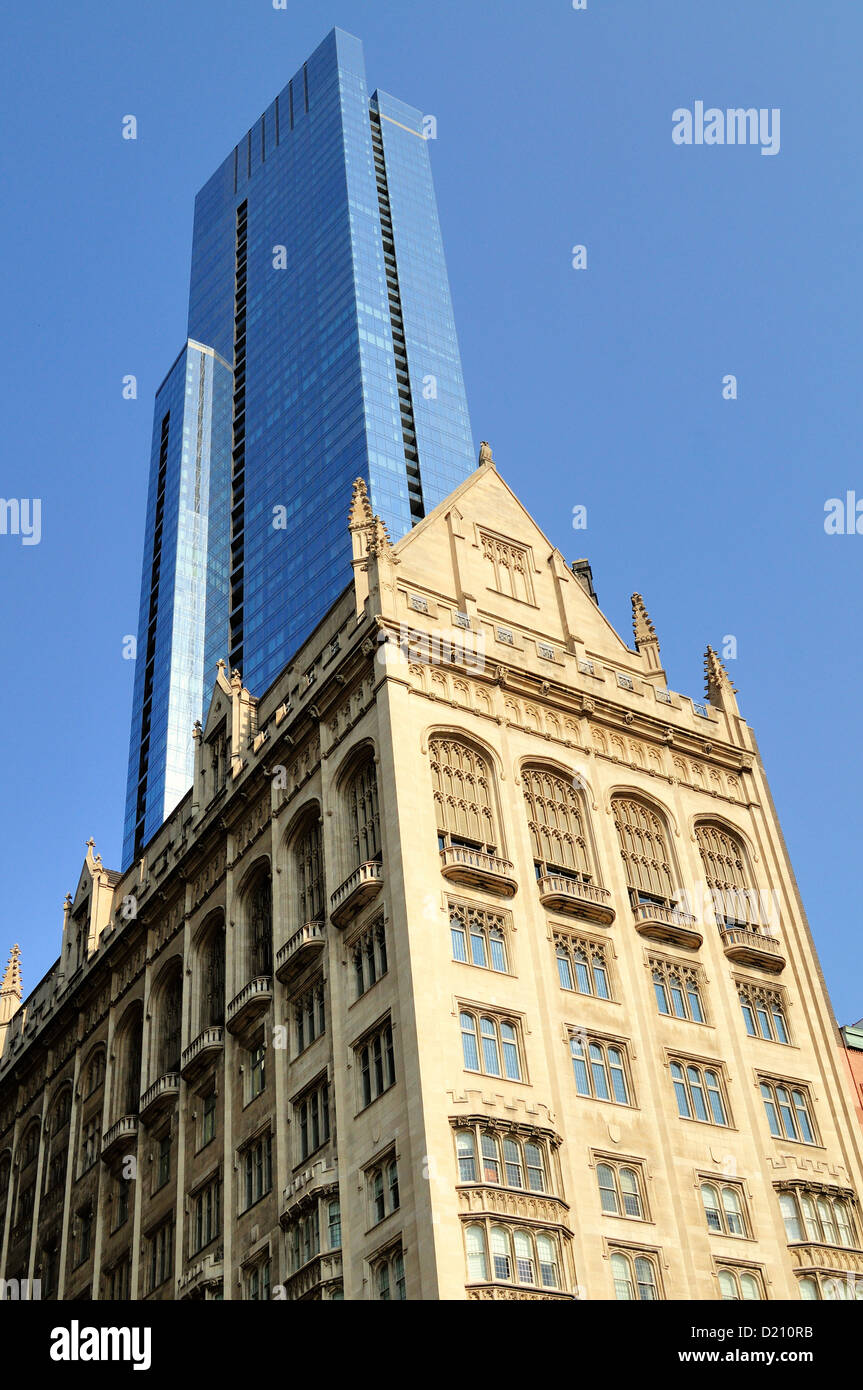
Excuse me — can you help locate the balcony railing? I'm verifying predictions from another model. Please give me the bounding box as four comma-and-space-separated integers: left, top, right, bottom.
719, 924, 785, 973
536, 873, 615, 926
178, 1248, 224, 1300
226, 976, 273, 1036
180, 1027, 224, 1081
439, 845, 517, 898
276, 920, 326, 981
139, 1072, 181, 1126
330, 861, 383, 927
632, 900, 702, 949
101, 1115, 139, 1162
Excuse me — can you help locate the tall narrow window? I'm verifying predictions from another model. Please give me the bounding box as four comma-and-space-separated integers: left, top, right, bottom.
696, 822, 759, 929
430, 738, 498, 853
612, 798, 675, 905
202, 924, 225, 1029
295, 816, 324, 924
247, 871, 273, 978
159, 969, 183, 1075
348, 757, 381, 868
522, 767, 592, 880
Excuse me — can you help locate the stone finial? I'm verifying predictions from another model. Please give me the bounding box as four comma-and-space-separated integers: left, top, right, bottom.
631, 593, 658, 652
704, 646, 737, 705
216, 658, 226, 675
348, 477, 375, 530
478, 440, 495, 468
366, 514, 393, 558
1, 945, 22, 1001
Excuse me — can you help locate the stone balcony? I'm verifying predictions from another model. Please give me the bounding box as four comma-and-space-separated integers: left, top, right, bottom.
226, 976, 273, 1038
283, 1250, 343, 1302
139, 1072, 181, 1126
439, 845, 517, 898
787, 1241, 863, 1278
101, 1115, 139, 1163
632, 900, 702, 950
467, 1283, 576, 1301
178, 1248, 224, 1300
330, 861, 383, 927
536, 873, 615, 926
276, 920, 326, 982
719, 924, 786, 973
181, 1027, 224, 1082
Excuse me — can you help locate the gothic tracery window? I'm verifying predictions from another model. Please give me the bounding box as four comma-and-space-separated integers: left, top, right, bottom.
247, 870, 273, 979
612, 797, 675, 906
430, 738, 498, 853
696, 822, 759, 929
347, 757, 381, 868
523, 766, 591, 879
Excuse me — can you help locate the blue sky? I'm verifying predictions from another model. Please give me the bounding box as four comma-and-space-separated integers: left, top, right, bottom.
1, 0, 860, 1022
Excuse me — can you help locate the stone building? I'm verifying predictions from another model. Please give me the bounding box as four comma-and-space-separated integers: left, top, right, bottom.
1, 449, 862, 1301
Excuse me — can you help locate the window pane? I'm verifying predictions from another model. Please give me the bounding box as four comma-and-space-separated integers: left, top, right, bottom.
481, 1134, 500, 1184
705, 1073, 726, 1126
451, 927, 468, 963
590, 1043, 610, 1101
465, 1225, 487, 1281
594, 962, 610, 1000
718, 1270, 738, 1301
798, 1277, 818, 1301
701, 1184, 722, 1231
597, 1164, 619, 1214
654, 976, 670, 1015
489, 934, 507, 973
722, 1187, 744, 1236
687, 1067, 709, 1122
740, 1274, 761, 1301
470, 931, 487, 968
671, 1062, 691, 1118
687, 986, 704, 1023
741, 1002, 757, 1036
772, 1008, 789, 1045
557, 951, 574, 990
500, 1023, 520, 1081
670, 984, 687, 1019
611, 1253, 633, 1300
503, 1138, 523, 1188
461, 1014, 479, 1072
457, 1131, 477, 1183
525, 1143, 545, 1192
609, 1050, 629, 1105
481, 1019, 501, 1077
756, 1007, 772, 1040
571, 1039, 590, 1096
761, 1084, 782, 1137
635, 1257, 657, 1301
792, 1092, 814, 1144
574, 954, 591, 994
621, 1168, 642, 1218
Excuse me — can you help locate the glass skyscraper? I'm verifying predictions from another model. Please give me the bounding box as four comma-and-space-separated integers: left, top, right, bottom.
123, 28, 475, 867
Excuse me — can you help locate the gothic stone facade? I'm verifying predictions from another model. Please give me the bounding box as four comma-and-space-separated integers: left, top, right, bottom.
1, 455, 862, 1302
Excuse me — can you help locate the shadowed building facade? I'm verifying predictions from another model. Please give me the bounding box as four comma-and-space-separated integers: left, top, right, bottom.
3, 455, 863, 1301
123, 28, 475, 868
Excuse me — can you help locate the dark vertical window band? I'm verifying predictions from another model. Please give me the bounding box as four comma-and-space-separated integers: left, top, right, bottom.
288, 80, 294, 130
303, 63, 309, 113
134, 411, 171, 859
370, 111, 424, 523
229, 201, 248, 674
275, 94, 280, 146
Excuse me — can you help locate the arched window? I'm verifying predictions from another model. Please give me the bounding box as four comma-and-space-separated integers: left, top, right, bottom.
612, 798, 675, 906
454, 1127, 550, 1193
696, 822, 759, 928
465, 1224, 488, 1281
84, 1047, 106, 1097
294, 815, 324, 925
347, 756, 381, 869
116, 1007, 144, 1117
430, 738, 498, 853
522, 766, 592, 879
200, 921, 226, 1030
779, 1187, 858, 1247
460, 1012, 521, 1081
20, 1120, 40, 1169
701, 1182, 747, 1236
157, 965, 183, 1075
611, 1250, 660, 1301
597, 1162, 644, 1218
671, 1061, 728, 1126
718, 1267, 763, 1300
50, 1087, 72, 1136
246, 869, 273, 979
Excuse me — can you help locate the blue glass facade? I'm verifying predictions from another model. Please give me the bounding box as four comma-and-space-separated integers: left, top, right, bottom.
123, 28, 474, 866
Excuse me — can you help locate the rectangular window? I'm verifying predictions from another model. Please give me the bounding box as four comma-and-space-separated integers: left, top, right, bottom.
595, 1156, 647, 1220
248, 1037, 266, 1098
650, 958, 705, 1023
759, 1079, 816, 1145
241, 1133, 273, 1210
294, 981, 326, 1053
461, 1011, 523, 1082
556, 935, 610, 998
147, 1220, 173, 1292
294, 1081, 330, 1162
670, 1059, 730, 1127
352, 917, 388, 998
570, 1034, 632, 1105
356, 1019, 396, 1109
201, 1091, 217, 1148
450, 901, 508, 974
191, 1176, 221, 1255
